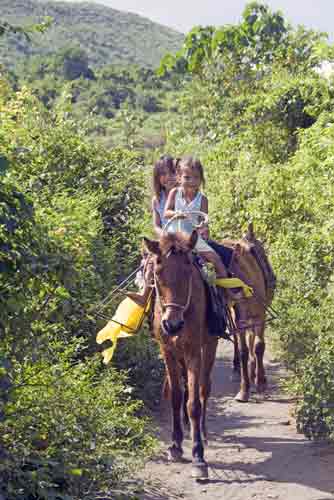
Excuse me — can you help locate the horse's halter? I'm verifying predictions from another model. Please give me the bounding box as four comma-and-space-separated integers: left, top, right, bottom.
142, 254, 155, 288
153, 249, 193, 315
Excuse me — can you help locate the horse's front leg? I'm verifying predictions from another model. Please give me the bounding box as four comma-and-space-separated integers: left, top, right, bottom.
179, 360, 190, 429
186, 356, 208, 479
164, 352, 184, 462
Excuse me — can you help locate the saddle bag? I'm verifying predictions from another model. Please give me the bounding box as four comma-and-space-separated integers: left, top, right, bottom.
205, 284, 231, 340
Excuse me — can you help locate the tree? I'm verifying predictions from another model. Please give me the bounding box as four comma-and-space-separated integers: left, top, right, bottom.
58, 46, 95, 80
160, 2, 330, 78
0, 17, 52, 39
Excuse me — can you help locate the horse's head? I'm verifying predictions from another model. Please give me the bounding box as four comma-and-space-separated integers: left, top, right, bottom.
144, 231, 198, 336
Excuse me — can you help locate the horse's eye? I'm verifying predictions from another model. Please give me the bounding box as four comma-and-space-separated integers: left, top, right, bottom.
155, 264, 163, 275
155, 256, 163, 273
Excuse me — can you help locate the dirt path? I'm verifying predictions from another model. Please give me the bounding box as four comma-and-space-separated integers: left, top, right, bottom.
139, 341, 334, 500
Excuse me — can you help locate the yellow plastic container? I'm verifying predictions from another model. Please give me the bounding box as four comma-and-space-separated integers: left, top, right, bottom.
96, 296, 150, 364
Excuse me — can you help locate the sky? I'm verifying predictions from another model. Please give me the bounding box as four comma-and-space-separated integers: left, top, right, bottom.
65, 0, 334, 38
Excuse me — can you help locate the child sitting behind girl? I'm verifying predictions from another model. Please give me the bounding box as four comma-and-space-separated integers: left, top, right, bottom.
164, 156, 229, 278
151, 155, 177, 237
127, 154, 177, 306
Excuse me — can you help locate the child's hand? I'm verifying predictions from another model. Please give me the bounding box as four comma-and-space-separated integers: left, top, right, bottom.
175, 211, 187, 219
198, 224, 210, 240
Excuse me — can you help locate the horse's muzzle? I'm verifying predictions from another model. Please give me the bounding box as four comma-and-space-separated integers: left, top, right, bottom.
161, 318, 185, 336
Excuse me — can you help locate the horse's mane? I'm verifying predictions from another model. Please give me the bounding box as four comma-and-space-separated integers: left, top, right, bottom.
159, 232, 191, 254
222, 238, 252, 255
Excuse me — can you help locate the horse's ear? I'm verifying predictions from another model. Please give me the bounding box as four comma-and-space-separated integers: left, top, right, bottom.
244, 222, 255, 242
234, 242, 242, 257
188, 230, 198, 251
143, 237, 161, 255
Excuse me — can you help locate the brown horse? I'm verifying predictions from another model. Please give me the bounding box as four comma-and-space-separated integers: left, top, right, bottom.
144, 231, 218, 479
222, 225, 275, 402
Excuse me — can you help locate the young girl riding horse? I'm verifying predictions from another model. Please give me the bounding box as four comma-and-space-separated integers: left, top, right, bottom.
164, 156, 229, 279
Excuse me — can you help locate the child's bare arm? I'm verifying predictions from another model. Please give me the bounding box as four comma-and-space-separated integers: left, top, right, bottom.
198, 224, 210, 240
164, 188, 178, 219
201, 195, 208, 214
152, 198, 163, 237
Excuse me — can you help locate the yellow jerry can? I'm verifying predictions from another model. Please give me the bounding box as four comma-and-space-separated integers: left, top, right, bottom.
96, 296, 150, 364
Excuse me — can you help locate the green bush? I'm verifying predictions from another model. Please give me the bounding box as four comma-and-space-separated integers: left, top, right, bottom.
0, 79, 159, 499
1, 355, 156, 500
162, 1, 334, 442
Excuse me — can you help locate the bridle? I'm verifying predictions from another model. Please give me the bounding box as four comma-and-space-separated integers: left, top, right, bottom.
153, 249, 193, 316
148, 209, 206, 314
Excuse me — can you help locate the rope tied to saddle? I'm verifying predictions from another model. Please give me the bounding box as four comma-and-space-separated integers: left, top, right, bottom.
215, 277, 253, 298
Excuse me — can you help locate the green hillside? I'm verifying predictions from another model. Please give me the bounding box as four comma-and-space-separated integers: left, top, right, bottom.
0, 0, 184, 68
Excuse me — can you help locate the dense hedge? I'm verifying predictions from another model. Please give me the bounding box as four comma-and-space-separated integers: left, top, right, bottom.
162, 2, 334, 440
0, 80, 159, 500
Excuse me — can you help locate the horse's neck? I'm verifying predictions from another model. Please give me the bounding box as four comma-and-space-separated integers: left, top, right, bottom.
247, 240, 276, 301
189, 263, 206, 310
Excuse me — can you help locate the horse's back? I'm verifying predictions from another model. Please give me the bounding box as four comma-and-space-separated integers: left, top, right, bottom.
221, 237, 268, 305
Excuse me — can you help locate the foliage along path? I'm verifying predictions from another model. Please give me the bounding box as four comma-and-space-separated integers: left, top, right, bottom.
139, 342, 334, 500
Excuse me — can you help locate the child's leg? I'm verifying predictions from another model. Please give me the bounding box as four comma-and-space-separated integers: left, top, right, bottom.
127, 284, 151, 307
127, 255, 153, 307
200, 251, 228, 278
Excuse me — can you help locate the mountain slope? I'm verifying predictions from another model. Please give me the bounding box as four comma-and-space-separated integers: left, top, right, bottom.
0, 0, 184, 68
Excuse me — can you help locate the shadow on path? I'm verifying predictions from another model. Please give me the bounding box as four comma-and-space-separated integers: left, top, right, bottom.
141, 343, 334, 500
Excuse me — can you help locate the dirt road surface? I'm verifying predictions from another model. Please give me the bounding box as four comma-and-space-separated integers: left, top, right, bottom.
139, 341, 334, 500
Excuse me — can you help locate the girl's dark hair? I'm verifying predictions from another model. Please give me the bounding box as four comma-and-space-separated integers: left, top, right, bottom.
178, 156, 206, 188
173, 157, 181, 169
152, 154, 175, 200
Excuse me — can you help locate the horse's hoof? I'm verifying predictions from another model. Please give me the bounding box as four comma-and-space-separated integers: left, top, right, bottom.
191, 461, 208, 480
230, 371, 241, 382
167, 446, 183, 462
235, 391, 249, 402
255, 392, 265, 402
256, 382, 267, 394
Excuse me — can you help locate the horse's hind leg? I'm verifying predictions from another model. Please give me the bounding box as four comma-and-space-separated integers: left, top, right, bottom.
254, 322, 266, 393
231, 334, 241, 382
248, 332, 256, 385
164, 353, 184, 461
200, 338, 218, 446
234, 304, 250, 402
